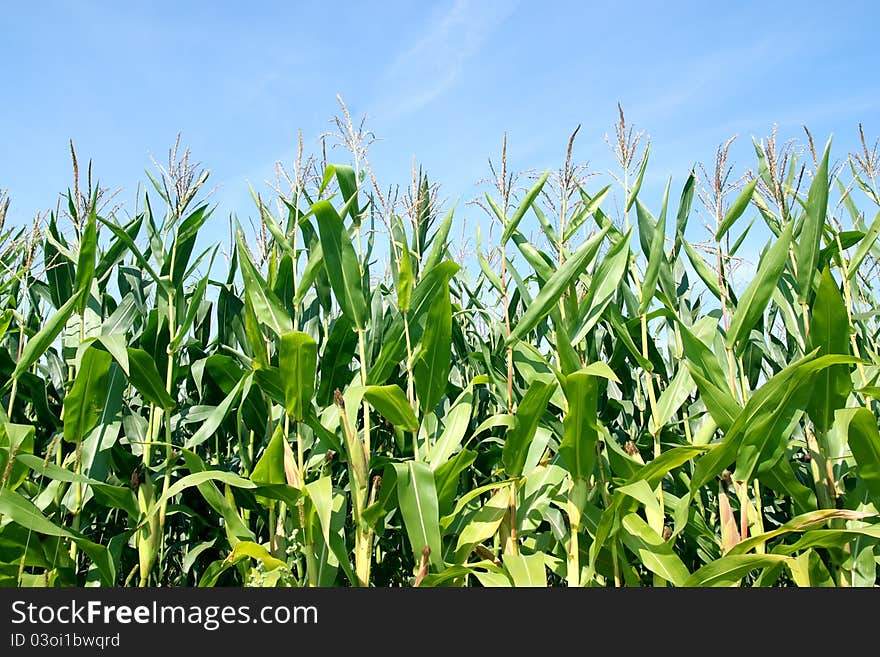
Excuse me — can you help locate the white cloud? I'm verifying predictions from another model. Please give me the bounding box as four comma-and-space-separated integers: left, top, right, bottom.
374, 0, 517, 119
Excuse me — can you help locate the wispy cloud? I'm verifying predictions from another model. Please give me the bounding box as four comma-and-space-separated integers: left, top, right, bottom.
373, 0, 517, 119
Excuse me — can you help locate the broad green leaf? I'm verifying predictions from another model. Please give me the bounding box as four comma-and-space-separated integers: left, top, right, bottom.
74, 206, 97, 313
434, 448, 477, 516
63, 346, 112, 443
169, 270, 212, 351
564, 184, 611, 241
684, 554, 788, 587
847, 209, 880, 280
180, 450, 256, 542
429, 383, 476, 470
682, 240, 723, 301
725, 220, 793, 353
621, 513, 689, 587
730, 508, 874, 556
806, 268, 851, 432
0, 422, 35, 491
229, 541, 287, 572
506, 226, 608, 345
18, 452, 137, 516
673, 172, 696, 253
12, 294, 78, 380
454, 485, 512, 562
185, 374, 249, 448
251, 422, 287, 487
422, 205, 456, 274
236, 226, 293, 337
796, 140, 831, 303
313, 200, 368, 331
559, 372, 598, 480
511, 232, 554, 282
369, 261, 459, 385
788, 549, 834, 587
396, 232, 413, 312
332, 164, 359, 221
97, 214, 168, 293
0, 488, 115, 585
637, 184, 669, 314
503, 553, 546, 587
501, 171, 550, 245
393, 461, 443, 570
413, 278, 452, 413
626, 145, 649, 211
651, 366, 695, 434
571, 228, 632, 343
847, 407, 880, 504
502, 375, 557, 477
716, 178, 758, 240
691, 353, 859, 489
774, 524, 880, 555
280, 331, 318, 422
363, 385, 419, 432
126, 347, 176, 410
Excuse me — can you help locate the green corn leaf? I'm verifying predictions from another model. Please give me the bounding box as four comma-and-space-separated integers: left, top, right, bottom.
280, 331, 318, 422
313, 200, 368, 331
806, 268, 851, 433
413, 278, 452, 413
682, 240, 724, 301
506, 226, 608, 345
621, 513, 690, 587
564, 184, 611, 242
626, 145, 650, 211
126, 347, 176, 411
847, 407, 880, 504
725, 220, 793, 353
558, 371, 598, 481
0, 488, 115, 585
848, 209, 880, 280
796, 140, 831, 303
396, 232, 414, 313
12, 294, 79, 380
503, 553, 547, 587
63, 346, 112, 443
716, 178, 758, 241
369, 261, 459, 385
422, 205, 456, 274
501, 171, 550, 245
571, 228, 632, 343
235, 226, 293, 337
502, 374, 557, 477
393, 461, 443, 570
363, 385, 419, 433
637, 186, 669, 314
74, 206, 97, 313
673, 172, 696, 255
684, 554, 789, 587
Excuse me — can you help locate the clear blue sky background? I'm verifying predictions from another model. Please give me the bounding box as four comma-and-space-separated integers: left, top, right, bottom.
3, 0, 879, 261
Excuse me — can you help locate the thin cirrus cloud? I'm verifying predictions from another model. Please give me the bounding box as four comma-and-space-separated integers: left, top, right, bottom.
372, 0, 517, 119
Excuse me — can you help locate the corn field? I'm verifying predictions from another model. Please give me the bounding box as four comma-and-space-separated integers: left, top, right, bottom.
1, 112, 880, 588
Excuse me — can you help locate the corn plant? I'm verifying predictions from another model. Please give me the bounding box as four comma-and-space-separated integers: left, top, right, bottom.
1, 111, 879, 588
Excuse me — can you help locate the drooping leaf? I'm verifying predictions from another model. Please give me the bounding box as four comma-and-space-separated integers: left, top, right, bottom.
363, 385, 419, 433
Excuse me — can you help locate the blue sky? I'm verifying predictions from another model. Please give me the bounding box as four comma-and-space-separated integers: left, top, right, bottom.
3, 0, 879, 260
